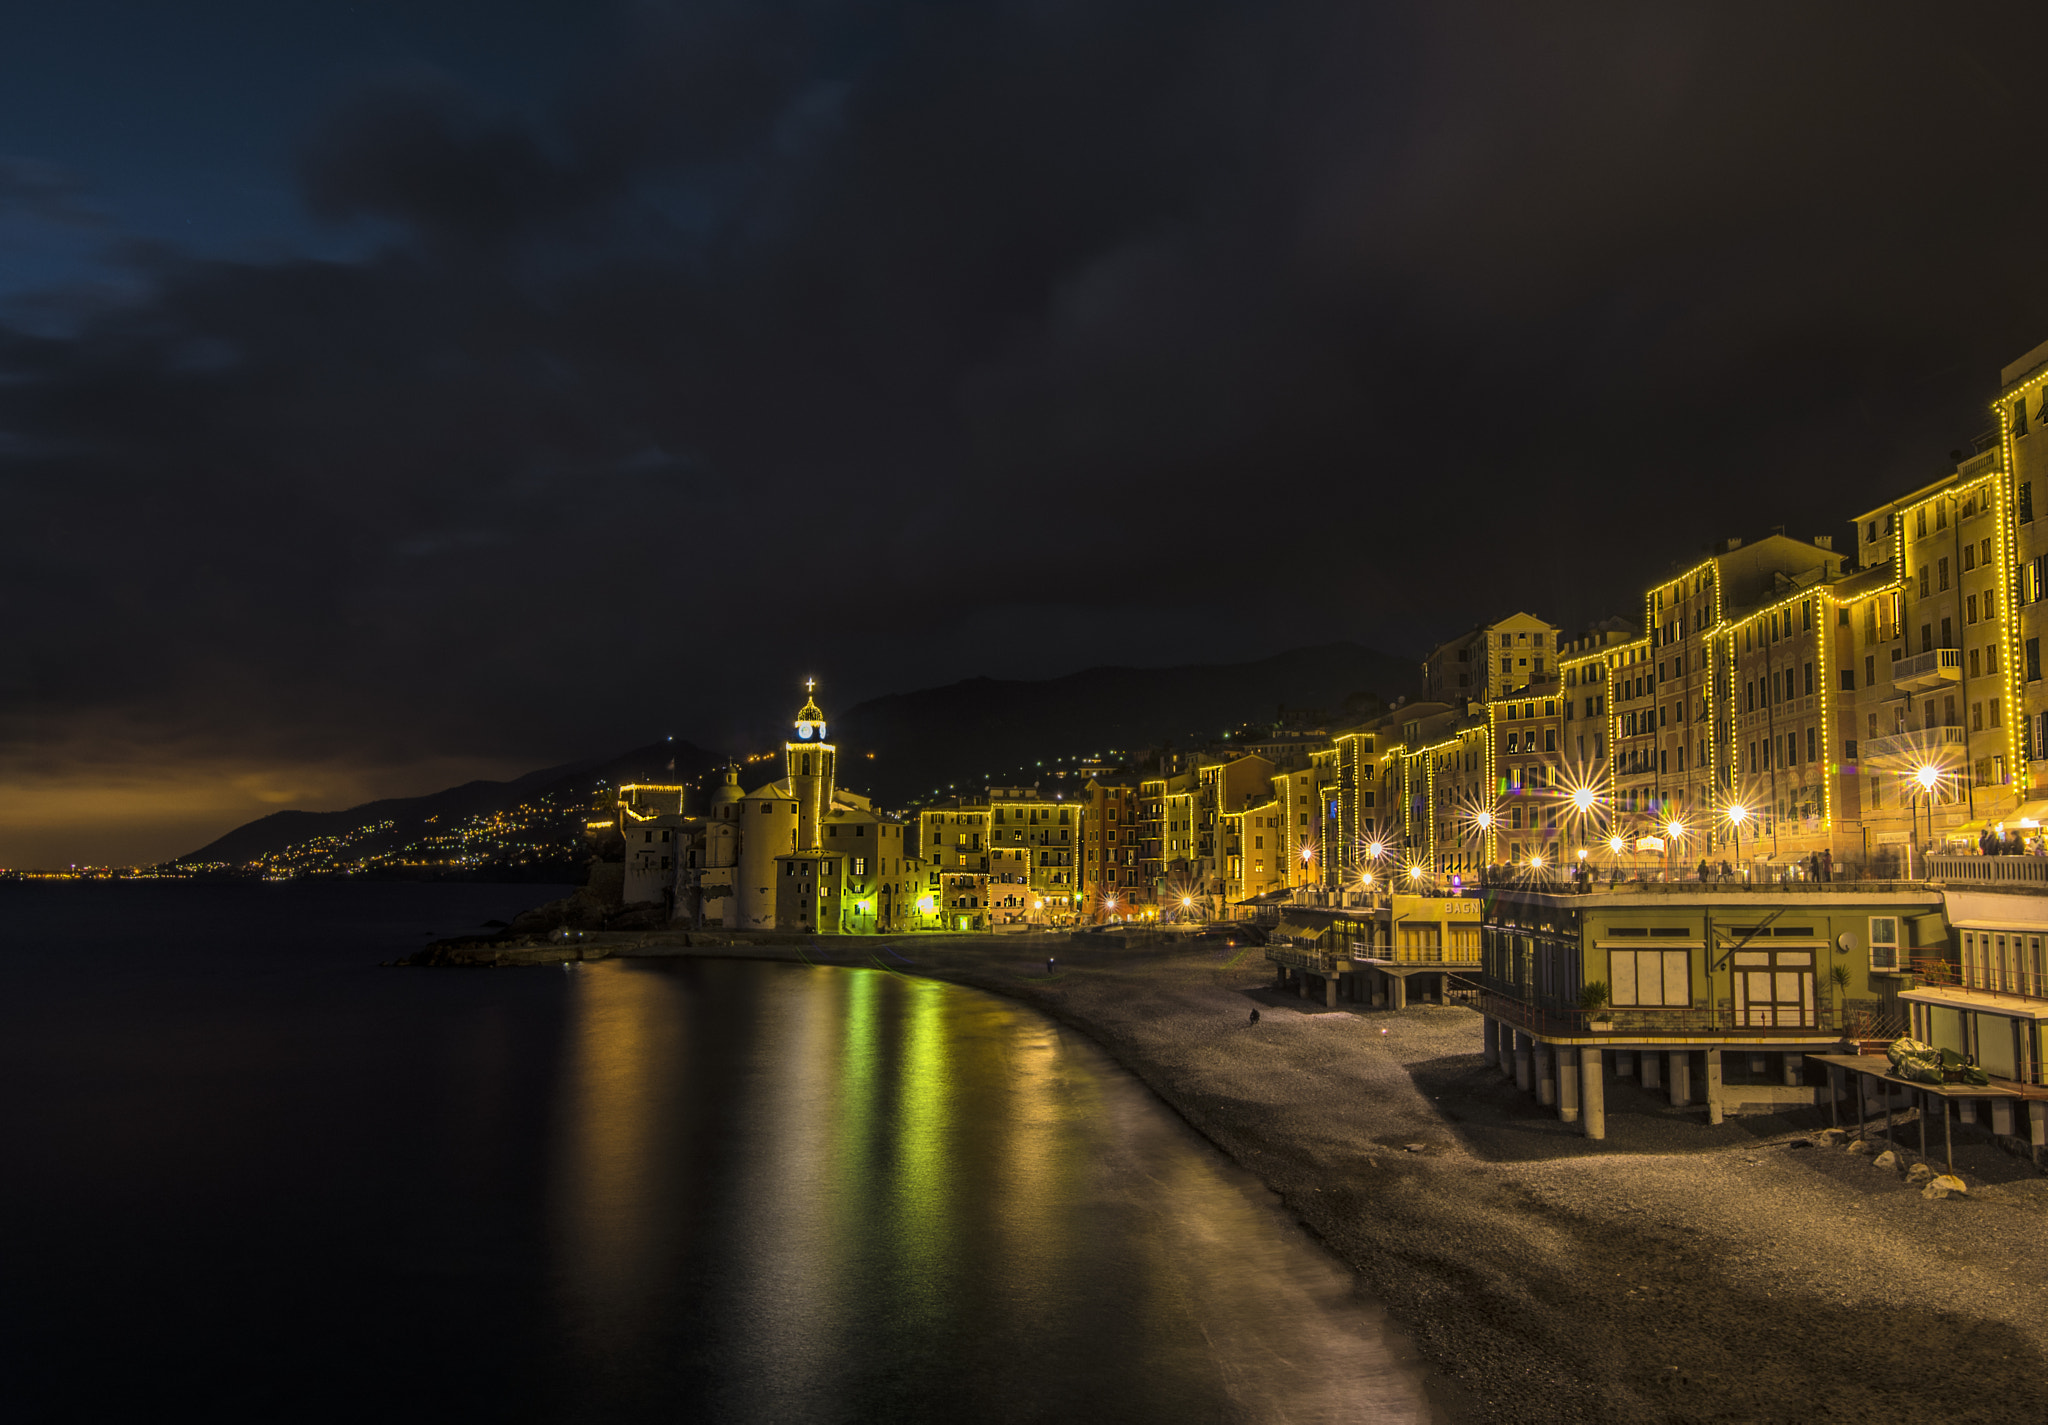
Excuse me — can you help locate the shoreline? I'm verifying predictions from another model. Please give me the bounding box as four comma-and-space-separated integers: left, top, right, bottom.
429, 929, 2048, 1423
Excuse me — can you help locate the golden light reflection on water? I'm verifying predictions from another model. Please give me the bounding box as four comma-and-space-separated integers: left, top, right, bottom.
545, 959, 1435, 1422
888, 975, 955, 1330
552, 961, 684, 1338
990, 1017, 1088, 1341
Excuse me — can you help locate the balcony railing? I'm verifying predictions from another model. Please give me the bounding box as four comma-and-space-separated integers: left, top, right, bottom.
1481, 990, 1884, 1039
1892, 647, 1963, 693
1861, 724, 1967, 765
1926, 854, 2048, 887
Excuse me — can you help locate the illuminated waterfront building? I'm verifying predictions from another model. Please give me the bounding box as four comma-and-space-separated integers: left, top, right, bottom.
620, 683, 923, 933
1423, 613, 1560, 705
1080, 778, 1146, 918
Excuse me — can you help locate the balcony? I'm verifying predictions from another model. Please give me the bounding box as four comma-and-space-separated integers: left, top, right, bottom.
1926, 854, 2048, 888
1892, 647, 1963, 693
1861, 725, 1967, 765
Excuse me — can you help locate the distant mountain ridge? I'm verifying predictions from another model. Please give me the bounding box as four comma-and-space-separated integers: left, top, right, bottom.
178, 642, 1416, 867
831, 642, 1417, 804
178, 741, 721, 867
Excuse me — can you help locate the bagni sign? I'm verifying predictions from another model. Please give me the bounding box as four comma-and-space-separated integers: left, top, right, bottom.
1392, 894, 1482, 921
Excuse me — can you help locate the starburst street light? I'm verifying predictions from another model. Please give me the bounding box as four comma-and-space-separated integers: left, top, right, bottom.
1724, 801, 1751, 879
1570, 786, 1597, 814
1911, 764, 1943, 877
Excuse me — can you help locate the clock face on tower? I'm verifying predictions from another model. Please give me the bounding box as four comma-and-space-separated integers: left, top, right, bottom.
797, 724, 813, 740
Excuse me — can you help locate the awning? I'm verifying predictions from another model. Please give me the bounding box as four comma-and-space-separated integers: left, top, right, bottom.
2008, 801, 2048, 827
1273, 918, 1329, 942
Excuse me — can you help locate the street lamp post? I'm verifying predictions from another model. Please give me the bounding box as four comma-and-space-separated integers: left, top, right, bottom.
1664, 818, 1686, 883
1913, 765, 1941, 879
1726, 803, 1748, 883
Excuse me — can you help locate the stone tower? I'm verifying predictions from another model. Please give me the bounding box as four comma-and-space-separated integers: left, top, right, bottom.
786, 680, 834, 853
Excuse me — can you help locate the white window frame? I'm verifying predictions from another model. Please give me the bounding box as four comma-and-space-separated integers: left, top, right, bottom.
1610, 948, 1690, 1007
1868, 916, 1900, 972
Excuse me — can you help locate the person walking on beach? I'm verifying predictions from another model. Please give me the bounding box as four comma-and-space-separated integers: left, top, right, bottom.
1249, 1008, 1260, 1027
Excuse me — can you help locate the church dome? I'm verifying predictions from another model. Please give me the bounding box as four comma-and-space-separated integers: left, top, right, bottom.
793, 678, 829, 741
711, 763, 745, 806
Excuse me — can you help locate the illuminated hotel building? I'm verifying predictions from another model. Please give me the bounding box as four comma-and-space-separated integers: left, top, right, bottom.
1080, 778, 1146, 918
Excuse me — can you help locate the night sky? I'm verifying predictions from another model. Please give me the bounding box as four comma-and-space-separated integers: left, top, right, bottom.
6, 2, 2048, 867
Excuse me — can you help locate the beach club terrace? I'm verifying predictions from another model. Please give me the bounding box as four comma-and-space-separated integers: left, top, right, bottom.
1477, 879, 1945, 1140
1264, 893, 1484, 1009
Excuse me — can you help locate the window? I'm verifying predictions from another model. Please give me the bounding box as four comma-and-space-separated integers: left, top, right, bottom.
1803, 662, 1814, 696
2023, 480, 2036, 523
1922, 624, 1934, 653
1992, 697, 2002, 728
1733, 949, 1814, 1027
2018, 399, 2031, 437
1964, 545, 1977, 572
1846, 739, 1858, 760
1863, 656, 1875, 687
1807, 727, 1816, 762
1869, 917, 1900, 972
2031, 638, 2042, 683
1938, 557, 1950, 591
853, 857, 866, 874
1611, 948, 1690, 1007
1918, 565, 1930, 597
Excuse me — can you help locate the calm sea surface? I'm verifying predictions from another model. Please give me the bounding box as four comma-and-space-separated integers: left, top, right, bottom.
0, 882, 1432, 1423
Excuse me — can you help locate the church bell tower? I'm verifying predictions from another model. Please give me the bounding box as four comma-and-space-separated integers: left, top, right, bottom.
786, 679, 835, 852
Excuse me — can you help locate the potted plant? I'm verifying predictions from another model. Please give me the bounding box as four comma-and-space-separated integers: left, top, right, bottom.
1828, 963, 1851, 1028
1580, 979, 1612, 1027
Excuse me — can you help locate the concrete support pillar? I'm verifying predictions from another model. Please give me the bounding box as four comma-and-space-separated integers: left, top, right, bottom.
1667, 1050, 1691, 1107
1297, 973, 1309, 1000
1749, 1053, 1768, 1077
1388, 974, 1408, 1011
1705, 1048, 1725, 1125
1325, 975, 1339, 1009
1616, 1050, 1636, 1078
1783, 1053, 1804, 1088
1641, 1051, 1663, 1092
1579, 1046, 1606, 1140
1558, 1049, 1581, 1124
2031, 1101, 2047, 1149
1959, 1097, 1980, 1126
1536, 1044, 1557, 1107
1514, 1032, 1534, 1094
1482, 1017, 1500, 1068
1992, 1098, 2015, 1136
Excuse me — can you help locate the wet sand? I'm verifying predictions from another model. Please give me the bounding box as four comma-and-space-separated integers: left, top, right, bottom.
609, 929, 2048, 1424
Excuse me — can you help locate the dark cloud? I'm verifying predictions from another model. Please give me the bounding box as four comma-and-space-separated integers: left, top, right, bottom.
5, 0, 2048, 862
